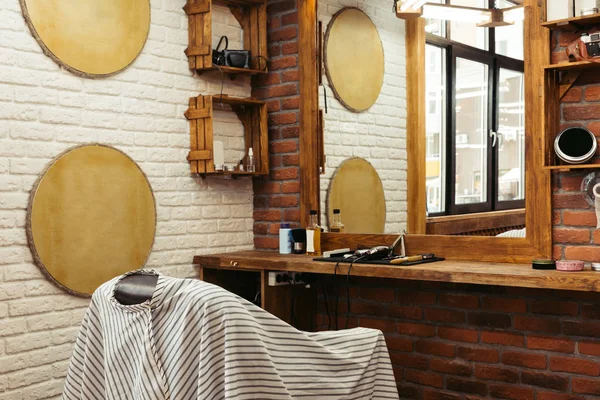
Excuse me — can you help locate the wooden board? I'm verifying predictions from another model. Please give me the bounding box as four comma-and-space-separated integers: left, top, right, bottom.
21, 0, 150, 77
27, 145, 156, 296
324, 8, 384, 112
327, 158, 386, 234
194, 250, 600, 293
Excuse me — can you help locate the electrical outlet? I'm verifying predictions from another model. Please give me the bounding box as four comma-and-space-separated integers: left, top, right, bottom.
267, 271, 306, 287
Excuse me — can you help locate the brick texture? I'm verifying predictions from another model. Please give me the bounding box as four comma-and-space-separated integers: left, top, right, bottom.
317, 278, 600, 398
0, 1, 256, 397
252, 0, 300, 249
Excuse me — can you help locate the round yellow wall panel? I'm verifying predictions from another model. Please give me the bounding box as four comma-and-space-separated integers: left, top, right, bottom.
325, 8, 385, 112
20, 0, 150, 77
327, 158, 386, 234
27, 145, 156, 296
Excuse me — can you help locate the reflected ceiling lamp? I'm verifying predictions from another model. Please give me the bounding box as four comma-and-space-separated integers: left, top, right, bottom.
394, 0, 524, 27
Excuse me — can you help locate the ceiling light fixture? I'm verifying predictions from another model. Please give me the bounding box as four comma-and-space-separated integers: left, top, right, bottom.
395, 1, 524, 27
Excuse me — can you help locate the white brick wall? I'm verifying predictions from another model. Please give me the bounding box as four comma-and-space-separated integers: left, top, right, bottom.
0, 1, 254, 397
318, 0, 407, 234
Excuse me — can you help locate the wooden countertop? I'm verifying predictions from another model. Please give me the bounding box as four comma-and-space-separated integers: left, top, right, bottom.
193, 251, 600, 293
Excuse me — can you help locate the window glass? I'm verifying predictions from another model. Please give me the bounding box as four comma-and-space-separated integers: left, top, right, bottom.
455, 57, 488, 205
425, 44, 446, 214
497, 68, 525, 202
495, 0, 524, 60
450, 0, 488, 50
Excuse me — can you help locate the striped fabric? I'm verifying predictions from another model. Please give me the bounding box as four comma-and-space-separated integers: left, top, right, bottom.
63, 270, 399, 399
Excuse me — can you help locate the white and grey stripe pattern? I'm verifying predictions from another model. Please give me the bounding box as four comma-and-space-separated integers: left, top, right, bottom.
63, 271, 399, 399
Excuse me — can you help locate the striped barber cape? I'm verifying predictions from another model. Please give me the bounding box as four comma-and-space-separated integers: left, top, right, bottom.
63, 270, 399, 400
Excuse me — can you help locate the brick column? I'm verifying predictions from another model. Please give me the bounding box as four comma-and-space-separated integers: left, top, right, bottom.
252, 0, 301, 250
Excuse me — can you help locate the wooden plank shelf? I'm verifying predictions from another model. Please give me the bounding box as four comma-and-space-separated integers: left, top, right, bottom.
194, 251, 600, 293
185, 94, 269, 175
198, 171, 268, 179
543, 163, 600, 171
542, 13, 600, 30
185, 0, 268, 73
196, 65, 267, 78
544, 60, 600, 71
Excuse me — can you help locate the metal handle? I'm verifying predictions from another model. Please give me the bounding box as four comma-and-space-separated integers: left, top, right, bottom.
489, 130, 497, 147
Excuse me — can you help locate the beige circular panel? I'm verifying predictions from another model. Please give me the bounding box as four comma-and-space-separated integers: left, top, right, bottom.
327, 158, 386, 234
27, 145, 156, 296
20, 0, 150, 77
325, 8, 384, 112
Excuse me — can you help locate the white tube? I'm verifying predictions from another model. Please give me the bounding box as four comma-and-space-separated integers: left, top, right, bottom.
593, 183, 600, 229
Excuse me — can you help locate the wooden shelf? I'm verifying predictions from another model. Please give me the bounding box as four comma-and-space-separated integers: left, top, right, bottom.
198, 171, 268, 178
543, 163, 600, 171
185, 94, 268, 175
542, 13, 600, 30
194, 251, 600, 293
544, 60, 600, 71
185, 0, 268, 73
196, 65, 267, 78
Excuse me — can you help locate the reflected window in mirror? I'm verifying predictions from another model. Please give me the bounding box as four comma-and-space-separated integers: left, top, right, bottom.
425, 0, 524, 217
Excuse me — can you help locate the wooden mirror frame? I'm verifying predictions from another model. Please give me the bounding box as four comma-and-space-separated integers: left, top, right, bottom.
298, 0, 551, 263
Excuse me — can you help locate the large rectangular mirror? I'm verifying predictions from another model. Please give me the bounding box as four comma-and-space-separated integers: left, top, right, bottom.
298, 0, 552, 262
317, 0, 526, 238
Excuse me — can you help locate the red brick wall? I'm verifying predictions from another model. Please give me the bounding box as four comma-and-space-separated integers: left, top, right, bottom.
552, 30, 600, 261
252, 0, 301, 250
317, 278, 600, 398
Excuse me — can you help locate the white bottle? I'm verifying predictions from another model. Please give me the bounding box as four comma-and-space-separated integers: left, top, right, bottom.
247, 148, 255, 173
279, 223, 292, 254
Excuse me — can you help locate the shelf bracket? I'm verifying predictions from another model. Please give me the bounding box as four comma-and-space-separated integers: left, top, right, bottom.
559, 71, 581, 100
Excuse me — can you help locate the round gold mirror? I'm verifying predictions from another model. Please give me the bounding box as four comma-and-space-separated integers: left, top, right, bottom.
27, 145, 156, 296
324, 7, 385, 112
20, 0, 150, 77
327, 158, 386, 234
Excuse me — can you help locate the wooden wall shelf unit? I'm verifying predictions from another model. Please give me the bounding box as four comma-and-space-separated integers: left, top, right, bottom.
185, 94, 268, 175
542, 13, 600, 31
184, 0, 268, 77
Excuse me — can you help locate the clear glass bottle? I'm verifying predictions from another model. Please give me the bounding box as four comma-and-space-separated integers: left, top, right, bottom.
330, 208, 345, 233
306, 210, 321, 256
246, 148, 255, 173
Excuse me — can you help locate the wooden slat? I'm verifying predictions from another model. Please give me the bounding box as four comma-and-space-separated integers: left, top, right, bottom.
525, 0, 552, 258
259, 103, 269, 174
196, 96, 206, 173
188, 97, 199, 173
202, 2, 212, 68
184, 108, 211, 120
183, 1, 210, 15
317, 109, 325, 174
299, 0, 319, 227
187, 150, 212, 161
187, 0, 197, 69
542, 13, 600, 29
194, 251, 600, 293
251, 108, 261, 172
205, 98, 214, 173
184, 45, 211, 57
257, 0, 268, 71
426, 209, 525, 236
406, 18, 427, 234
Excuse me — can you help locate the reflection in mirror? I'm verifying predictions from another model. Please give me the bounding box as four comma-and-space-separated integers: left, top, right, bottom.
319, 0, 407, 234
326, 158, 386, 234
318, 0, 526, 237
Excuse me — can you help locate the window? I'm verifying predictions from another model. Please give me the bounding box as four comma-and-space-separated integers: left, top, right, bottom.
425, 0, 524, 216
